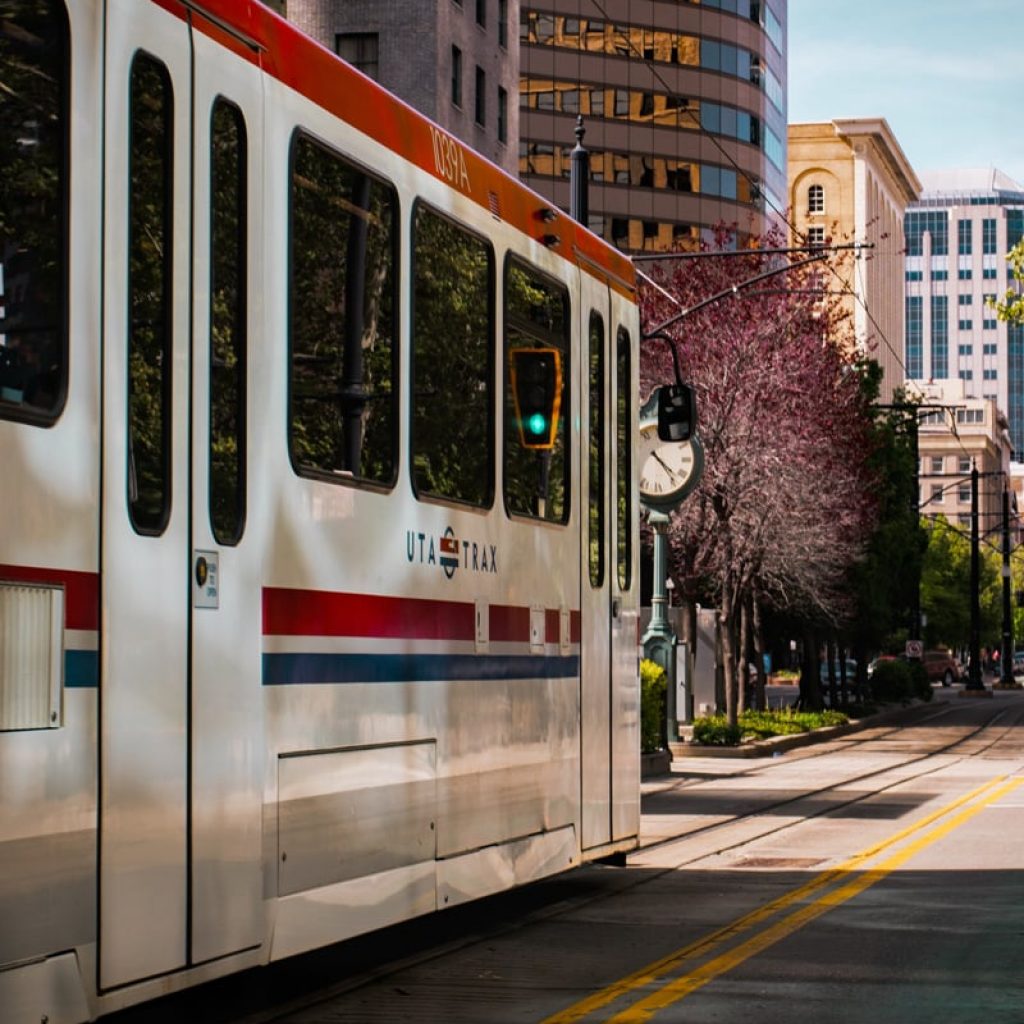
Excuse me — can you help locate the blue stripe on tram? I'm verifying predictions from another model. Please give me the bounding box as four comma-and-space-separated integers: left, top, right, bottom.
65, 650, 98, 688
262, 652, 580, 686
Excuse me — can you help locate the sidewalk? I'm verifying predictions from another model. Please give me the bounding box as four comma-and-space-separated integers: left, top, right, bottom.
636, 698, 952, 852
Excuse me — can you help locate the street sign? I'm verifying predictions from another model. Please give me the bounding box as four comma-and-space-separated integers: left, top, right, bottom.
906, 640, 923, 659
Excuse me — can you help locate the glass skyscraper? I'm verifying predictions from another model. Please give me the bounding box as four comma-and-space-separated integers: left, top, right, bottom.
519, 0, 787, 252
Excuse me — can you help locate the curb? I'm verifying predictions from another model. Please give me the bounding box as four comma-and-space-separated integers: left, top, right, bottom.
667, 699, 945, 761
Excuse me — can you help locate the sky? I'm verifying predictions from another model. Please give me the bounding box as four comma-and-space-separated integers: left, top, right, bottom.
787, 0, 1024, 188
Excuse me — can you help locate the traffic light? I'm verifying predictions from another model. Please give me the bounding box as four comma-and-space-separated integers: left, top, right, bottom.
510, 346, 562, 449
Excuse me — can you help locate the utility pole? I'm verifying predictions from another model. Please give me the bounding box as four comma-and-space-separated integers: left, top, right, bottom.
967, 462, 984, 690
1001, 482, 1014, 687
569, 116, 588, 225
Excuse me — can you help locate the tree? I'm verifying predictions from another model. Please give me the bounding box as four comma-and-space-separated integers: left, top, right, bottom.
640, 229, 878, 721
919, 515, 1000, 651
990, 239, 1024, 325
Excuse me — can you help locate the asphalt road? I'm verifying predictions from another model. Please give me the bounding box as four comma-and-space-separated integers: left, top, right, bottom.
113, 690, 1024, 1024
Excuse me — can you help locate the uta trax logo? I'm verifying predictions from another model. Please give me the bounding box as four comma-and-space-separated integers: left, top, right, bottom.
405, 527, 498, 579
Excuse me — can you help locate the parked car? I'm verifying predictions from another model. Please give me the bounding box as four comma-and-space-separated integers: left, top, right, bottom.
819, 658, 858, 686
1013, 650, 1024, 677
921, 649, 961, 686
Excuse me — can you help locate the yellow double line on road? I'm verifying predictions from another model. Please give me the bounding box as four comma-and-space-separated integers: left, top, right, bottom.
544, 773, 1023, 1024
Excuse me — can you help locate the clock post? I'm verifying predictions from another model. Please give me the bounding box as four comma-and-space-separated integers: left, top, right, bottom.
638, 386, 703, 747
642, 510, 686, 748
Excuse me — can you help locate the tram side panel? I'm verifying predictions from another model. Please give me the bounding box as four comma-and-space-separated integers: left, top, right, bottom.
0, 0, 102, 1004
258, 77, 585, 960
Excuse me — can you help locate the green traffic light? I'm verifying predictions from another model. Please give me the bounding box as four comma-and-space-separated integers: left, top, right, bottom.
527, 412, 547, 436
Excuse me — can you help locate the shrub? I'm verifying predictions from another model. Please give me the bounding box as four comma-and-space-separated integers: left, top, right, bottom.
692, 715, 742, 746
905, 658, 933, 702
640, 658, 667, 753
736, 708, 849, 740
869, 658, 912, 703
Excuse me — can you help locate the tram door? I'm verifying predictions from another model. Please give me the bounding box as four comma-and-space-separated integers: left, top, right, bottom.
100, 1, 262, 989
580, 284, 614, 849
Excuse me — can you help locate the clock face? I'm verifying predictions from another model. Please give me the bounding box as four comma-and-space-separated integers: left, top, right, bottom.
638, 425, 703, 509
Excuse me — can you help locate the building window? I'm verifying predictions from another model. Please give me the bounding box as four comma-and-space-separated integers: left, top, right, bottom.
451, 46, 462, 107
906, 295, 923, 378
959, 456, 971, 474
983, 368, 998, 380
806, 226, 825, 247
983, 218, 997, 254
808, 183, 824, 214
958, 486, 971, 503
476, 0, 485, 27
475, 65, 485, 125
930, 456, 944, 474
335, 33, 379, 80
931, 294, 948, 378
958, 320, 973, 331
958, 219, 972, 255
959, 344, 973, 356
497, 86, 507, 143
930, 484, 943, 503
959, 369, 973, 381
498, 0, 507, 46
956, 408, 984, 424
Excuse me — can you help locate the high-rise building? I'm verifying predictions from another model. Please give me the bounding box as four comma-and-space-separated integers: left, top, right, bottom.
519, 1, 788, 252
788, 119, 920, 403
904, 169, 1024, 457
284, 0, 519, 175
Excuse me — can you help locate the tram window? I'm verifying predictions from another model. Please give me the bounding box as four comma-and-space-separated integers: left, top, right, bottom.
616, 327, 632, 589
411, 205, 494, 506
588, 312, 605, 586
504, 259, 569, 523
0, 1, 69, 424
289, 134, 398, 487
209, 99, 247, 545
128, 54, 174, 535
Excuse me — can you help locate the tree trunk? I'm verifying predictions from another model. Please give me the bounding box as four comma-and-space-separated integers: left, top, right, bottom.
738, 597, 752, 712
799, 626, 824, 710
752, 592, 767, 712
719, 582, 740, 727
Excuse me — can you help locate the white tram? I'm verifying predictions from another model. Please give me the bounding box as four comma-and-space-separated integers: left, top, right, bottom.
0, 1, 641, 1019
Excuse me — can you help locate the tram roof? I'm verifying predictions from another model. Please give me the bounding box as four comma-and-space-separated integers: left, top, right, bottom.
153, 0, 636, 298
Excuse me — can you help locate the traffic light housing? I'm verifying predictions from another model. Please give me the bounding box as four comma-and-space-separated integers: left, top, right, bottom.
510, 346, 562, 450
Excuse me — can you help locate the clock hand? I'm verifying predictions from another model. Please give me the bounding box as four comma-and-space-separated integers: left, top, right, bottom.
652, 451, 680, 478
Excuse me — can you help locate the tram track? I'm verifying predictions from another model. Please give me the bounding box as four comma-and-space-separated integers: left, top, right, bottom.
121, 696, 1024, 1024
637, 697, 1024, 866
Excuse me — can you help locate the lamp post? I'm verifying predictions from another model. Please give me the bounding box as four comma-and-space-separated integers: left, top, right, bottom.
643, 511, 683, 744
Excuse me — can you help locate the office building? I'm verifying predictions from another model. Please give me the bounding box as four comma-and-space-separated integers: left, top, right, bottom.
788, 119, 920, 402
285, 0, 519, 174
519, 1, 788, 252
910, 379, 1012, 540
904, 168, 1024, 456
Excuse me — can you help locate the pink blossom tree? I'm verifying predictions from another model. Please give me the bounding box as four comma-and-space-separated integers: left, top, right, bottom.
640, 230, 878, 720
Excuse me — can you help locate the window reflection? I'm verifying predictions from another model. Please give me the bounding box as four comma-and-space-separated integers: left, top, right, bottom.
0, 0, 68, 422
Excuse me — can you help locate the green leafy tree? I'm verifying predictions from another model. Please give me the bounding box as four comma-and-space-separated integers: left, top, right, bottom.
920, 516, 1000, 650
989, 240, 1024, 325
